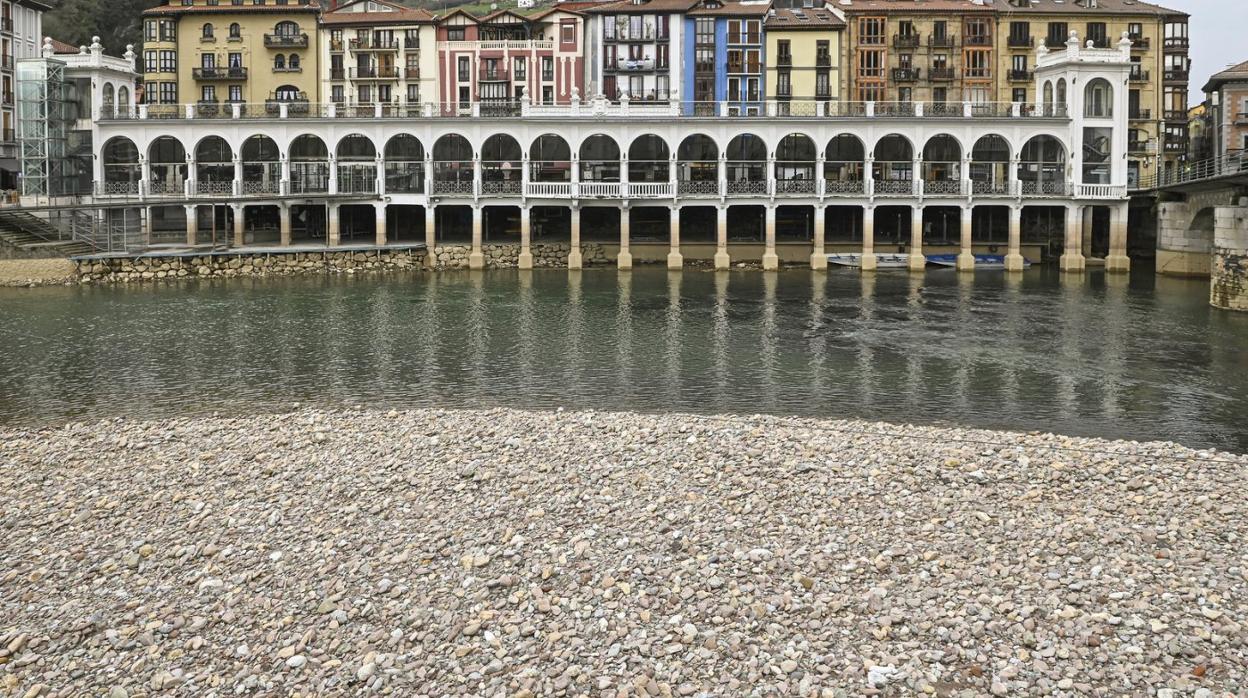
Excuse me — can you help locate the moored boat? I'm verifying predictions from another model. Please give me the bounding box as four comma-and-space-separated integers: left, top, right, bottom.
826, 253, 911, 269
925, 254, 1030, 270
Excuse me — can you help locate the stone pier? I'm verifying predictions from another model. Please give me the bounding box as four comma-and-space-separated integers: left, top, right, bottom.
1211, 204, 1248, 311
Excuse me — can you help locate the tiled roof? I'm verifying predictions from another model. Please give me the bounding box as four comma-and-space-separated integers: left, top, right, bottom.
688, 0, 771, 18
837, 0, 996, 14
1204, 59, 1248, 93
997, 0, 1185, 17
764, 6, 843, 29
322, 2, 436, 25
48, 38, 81, 54
143, 2, 320, 15
581, 0, 701, 15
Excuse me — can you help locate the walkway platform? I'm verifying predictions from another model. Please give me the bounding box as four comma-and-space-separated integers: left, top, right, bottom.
71, 241, 427, 262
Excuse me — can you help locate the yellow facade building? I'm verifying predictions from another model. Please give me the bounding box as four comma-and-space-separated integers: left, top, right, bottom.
141, 0, 321, 114
765, 7, 843, 108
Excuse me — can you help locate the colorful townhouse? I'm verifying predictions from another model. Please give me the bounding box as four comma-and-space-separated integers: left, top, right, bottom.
682, 0, 769, 115
583, 0, 697, 102
319, 0, 438, 111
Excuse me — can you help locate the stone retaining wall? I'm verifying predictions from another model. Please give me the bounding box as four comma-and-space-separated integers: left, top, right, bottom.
76, 249, 427, 284
430, 243, 611, 269
0, 258, 77, 287
1212, 205, 1248, 311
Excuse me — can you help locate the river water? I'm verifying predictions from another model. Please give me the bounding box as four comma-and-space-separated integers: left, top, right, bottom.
1, 267, 1245, 450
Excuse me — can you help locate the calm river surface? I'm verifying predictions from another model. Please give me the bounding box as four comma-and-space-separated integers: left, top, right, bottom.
2, 267, 1246, 450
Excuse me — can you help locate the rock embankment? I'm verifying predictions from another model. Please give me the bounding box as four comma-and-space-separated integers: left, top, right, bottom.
1, 408, 1245, 696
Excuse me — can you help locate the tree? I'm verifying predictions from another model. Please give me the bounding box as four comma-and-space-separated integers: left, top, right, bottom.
43, 0, 159, 55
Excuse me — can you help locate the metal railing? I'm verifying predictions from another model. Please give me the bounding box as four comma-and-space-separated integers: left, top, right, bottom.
1148, 150, 1248, 190
264, 33, 308, 48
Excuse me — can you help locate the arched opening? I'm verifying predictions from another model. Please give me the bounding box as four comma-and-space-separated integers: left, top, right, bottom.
101, 83, 115, 117
274, 20, 300, 37
970, 135, 1010, 195
194, 136, 233, 195
1082, 125, 1113, 184
1019, 135, 1067, 196
117, 86, 130, 117
384, 134, 425, 194
676, 134, 718, 195
1043, 80, 1053, 108
873, 134, 914, 194
289, 54, 300, 70
726, 134, 766, 194
481, 134, 523, 194
1084, 78, 1112, 118
432, 134, 473, 194
202, 23, 214, 39
1056, 78, 1067, 109
289, 134, 329, 194
336, 134, 377, 194
148, 137, 186, 195
922, 134, 962, 195
825, 134, 865, 194
775, 134, 816, 194
101, 137, 139, 194
229, 22, 241, 39
529, 134, 571, 183
628, 134, 670, 183
241, 135, 280, 195
274, 54, 286, 70
579, 135, 620, 190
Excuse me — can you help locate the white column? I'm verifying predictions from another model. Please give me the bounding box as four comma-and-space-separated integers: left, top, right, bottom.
568, 205, 583, 269
233, 156, 243, 197
1060, 204, 1086, 272
232, 203, 245, 247
718, 154, 727, 199
469, 205, 485, 269
328, 155, 338, 195
907, 205, 925, 272
1106, 202, 1131, 273
618, 206, 632, 270
280, 156, 291, 196
425, 205, 437, 269
1005, 205, 1024, 272
763, 204, 778, 271
280, 204, 292, 247
861, 205, 877, 271
375, 203, 387, 246
518, 205, 533, 269
810, 205, 827, 270
327, 203, 340, 246
714, 204, 730, 270
667, 205, 683, 270
375, 155, 386, 196
185, 205, 198, 246
139, 156, 151, 198
956, 205, 975, 271
143, 206, 153, 246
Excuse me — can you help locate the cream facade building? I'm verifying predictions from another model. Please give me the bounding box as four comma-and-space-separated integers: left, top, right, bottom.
319, 0, 437, 111
764, 7, 843, 107
141, 0, 321, 114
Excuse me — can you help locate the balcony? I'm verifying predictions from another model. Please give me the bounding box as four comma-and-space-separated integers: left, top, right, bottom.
1007, 35, 1033, 48
1129, 108, 1152, 120
1163, 36, 1189, 50
195, 100, 222, 117
727, 61, 761, 75
1164, 140, 1187, 153
330, 68, 345, 80
603, 28, 658, 42
350, 66, 399, 79
264, 33, 308, 48
892, 68, 920, 82
330, 39, 344, 52
1, 128, 13, 142
893, 34, 920, 49
964, 34, 992, 47
727, 31, 761, 44
193, 66, 247, 80
1, 55, 10, 70
1128, 139, 1154, 154
1164, 109, 1188, 122
1044, 36, 1067, 49
1, 17, 12, 32
1164, 69, 1189, 82
815, 54, 831, 67
405, 67, 420, 79
274, 64, 302, 74
479, 67, 510, 82
350, 37, 400, 51
1, 91, 11, 106
265, 97, 310, 116
1129, 35, 1150, 50
777, 54, 792, 67
929, 67, 955, 81
606, 57, 657, 73
1087, 37, 1111, 49
200, 34, 216, 43
928, 35, 956, 49
1008, 69, 1032, 82
1130, 67, 1150, 82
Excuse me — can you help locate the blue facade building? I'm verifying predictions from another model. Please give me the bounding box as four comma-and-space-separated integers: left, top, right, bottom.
682, 0, 767, 115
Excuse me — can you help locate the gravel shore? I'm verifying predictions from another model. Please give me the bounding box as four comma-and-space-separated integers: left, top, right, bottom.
1, 408, 1245, 696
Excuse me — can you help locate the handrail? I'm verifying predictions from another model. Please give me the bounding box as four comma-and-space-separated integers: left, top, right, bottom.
1146, 150, 1248, 190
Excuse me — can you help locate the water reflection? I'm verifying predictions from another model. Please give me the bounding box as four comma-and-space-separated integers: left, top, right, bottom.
0, 267, 1245, 451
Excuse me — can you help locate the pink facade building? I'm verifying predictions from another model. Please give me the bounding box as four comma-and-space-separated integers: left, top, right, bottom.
436, 8, 585, 113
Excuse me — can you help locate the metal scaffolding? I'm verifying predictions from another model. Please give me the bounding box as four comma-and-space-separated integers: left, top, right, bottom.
17, 58, 71, 198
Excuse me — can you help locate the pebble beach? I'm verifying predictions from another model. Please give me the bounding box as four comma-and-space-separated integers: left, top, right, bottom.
1, 407, 1245, 696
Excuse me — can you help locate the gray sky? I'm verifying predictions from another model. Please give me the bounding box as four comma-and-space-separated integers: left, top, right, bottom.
1159, 0, 1238, 105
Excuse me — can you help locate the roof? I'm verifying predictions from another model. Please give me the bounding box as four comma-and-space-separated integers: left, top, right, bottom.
48, 38, 81, 54
836, 0, 996, 14
143, 1, 320, 16
582, 0, 700, 14
764, 6, 843, 30
688, 0, 770, 17
525, 7, 585, 21
321, 0, 436, 25
997, 0, 1186, 17
1203, 59, 1248, 93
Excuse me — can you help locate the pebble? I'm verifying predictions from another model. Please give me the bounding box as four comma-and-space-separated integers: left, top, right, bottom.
0, 407, 1244, 695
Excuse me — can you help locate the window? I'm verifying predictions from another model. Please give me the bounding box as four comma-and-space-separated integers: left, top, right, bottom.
201, 85, 216, 102
228, 84, 242, 102
275, 85, 301, 101
932, 87, 947, 104
898, 87, 912, 103
964, 19, 990, 45
144, 50, 157, 73
1084, 78, 1112, 118
932, 20, 947, 39
514, 56, 526, 80
815, 72, 829, 98
541, 56, 553, 81
457, 56, 469, 81
1012, 87, 1026, 103
964, 49, 991, 79
858, 84, 884, 101
145, 20, 156, 41
201, 54, 216, 68
1047, 22, 1067, 47
858, 48, 884, 79
229, 23, 240, 38
159, 82, 177, 104
1009, 21, 1029, 44
898, 53, 912, 69
777, 39, 791, 63
274, 20, 299, 36
274, 54, 285, 69
202, 23, 214, 39
228, 52, 242, 68
159, 51, 176, 72
1012, 55, 1027, 72
777, 71, 791, 96
448, 27, 464, 41
859, 17, 884, 45
816, 40, 829, 64
932, 53, 948, 70
289, 54, 299, 69
331, 84, 344, 102
560, 22, 575, 45
1128, 22, 1143, 39
159, 20, 176, 41
1086, 22, 1107, 47
898, 20, 915, 37
406, 84, 420, 103
696, 17, 714, 44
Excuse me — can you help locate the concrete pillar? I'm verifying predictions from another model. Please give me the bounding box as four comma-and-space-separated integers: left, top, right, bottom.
279, 204, 291, 247
907, 205, 925, 272
1005, 205, 1025, 272
185, 205, 198, 246
956, 205, 975, 272
327, 203, 341, 246
469, 205, 485, 269
1105, 202, 1130, 273
1081, 206, 1094, 258
1212, 204, 1248, 311
568, 206, 583, 269
1156, 201, 1209, 277
518, 206, 533, 269
143, 206, 153, 246
861, 205, 877, 271
375, 203, 387, 246
667, 205, 683, 269
714, 204, 730, 270
232, 204, 245, 247
233, 157, 243, 197
810, 205, 827, 270
424, 205, 437, 269
1060, 204, 1086, 272
762, 204, 778, 271
328, 155, 338, 195
618, 207, 632, 270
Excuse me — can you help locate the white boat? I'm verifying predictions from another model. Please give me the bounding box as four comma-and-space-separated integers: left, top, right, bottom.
925, 254, 1031, 270
826, 253, 911, 269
